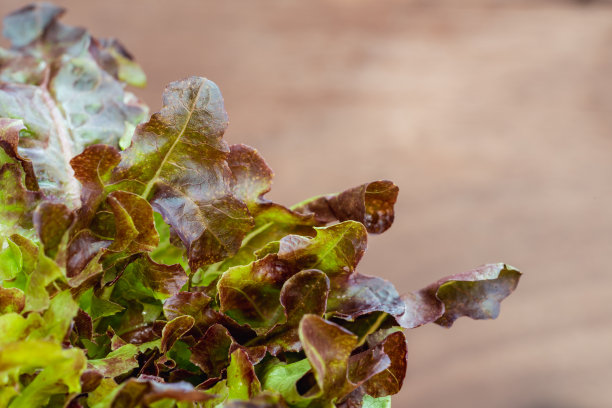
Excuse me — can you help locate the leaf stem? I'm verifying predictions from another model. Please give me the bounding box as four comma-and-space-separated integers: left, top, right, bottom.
289, 193, 329, 211
355, 312, 388, 348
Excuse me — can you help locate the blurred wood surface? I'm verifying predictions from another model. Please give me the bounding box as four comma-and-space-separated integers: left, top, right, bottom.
1, 1, 611, 407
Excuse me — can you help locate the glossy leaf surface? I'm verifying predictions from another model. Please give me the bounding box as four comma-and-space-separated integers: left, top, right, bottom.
398, 263, 521, 328
0, 4, 521, 407
0, 3, 147, 207
111, 76, 254, 270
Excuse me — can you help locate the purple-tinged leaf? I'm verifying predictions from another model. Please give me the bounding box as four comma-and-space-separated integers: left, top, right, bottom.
161, 315, 195, 353
69, 148, 160, 281
298, 314, 357, 402
190, 323, 234, 378
0, 286, 25, 314
70, 144, 121, 217
190, 323, 266, 379
336, 388, 367, 408
298, 315, 393, 405
106, 190, 159, 254
0, 118, 38, 190
362, 331, 407, 398
228, 144, 273, 210
0, 163, 39, 236
327, 273, 405, 321
74, 309, 93, 341
201, 145, 319, 276
263, 269, 329, 355
126, 255, 187, 299
66, 230, 109, 279
398, 263, 521, 328
163, 291, 212, 321
164, 291, 255, 344
105, 376, 212, 407
111, 76, 254, 269
293, 180, 399, 234
33, 201, 73, 258
209, 203, 318, 278
80, 369, 103, 393
347, 346, 390, 391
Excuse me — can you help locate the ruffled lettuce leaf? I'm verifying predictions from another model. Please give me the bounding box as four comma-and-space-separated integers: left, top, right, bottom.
199, 147, 400, 286
293, 180, 399, 234
110, 76, 254, 270
0, 4, 522, 407
0, 3, 147, 208
398, 263, 521, 328
0, 164, 39, 238
298, 314, 391, 406
0, 341, 85, 408
88, 376, 211, 408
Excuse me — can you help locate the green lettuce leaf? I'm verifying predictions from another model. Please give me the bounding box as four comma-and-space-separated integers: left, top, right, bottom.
0, 236, 21, 281
87, 341, 160, 378
218, 254, 292, 332
0, 340, 85, 407
28, 290, 79, 342
226, 348, 261, 401
10, 234, 63, 312
261, 358, 311, 405
275, 222, 405, 323
277, 222, 367, 276
362, 395, 391, 408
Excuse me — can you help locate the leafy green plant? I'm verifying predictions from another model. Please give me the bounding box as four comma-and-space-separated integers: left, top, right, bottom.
0, 4, 521, 408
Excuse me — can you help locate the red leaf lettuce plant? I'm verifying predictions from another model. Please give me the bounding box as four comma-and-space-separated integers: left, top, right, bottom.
0, 4, 521, 408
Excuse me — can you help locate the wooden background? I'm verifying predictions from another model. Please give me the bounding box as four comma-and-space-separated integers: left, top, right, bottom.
1, 1, 611, 407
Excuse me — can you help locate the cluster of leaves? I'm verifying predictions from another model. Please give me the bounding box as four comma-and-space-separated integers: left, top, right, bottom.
0, 4, 522, 408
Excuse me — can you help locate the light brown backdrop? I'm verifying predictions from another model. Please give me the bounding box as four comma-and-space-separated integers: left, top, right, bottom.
1, 1, 611, 407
